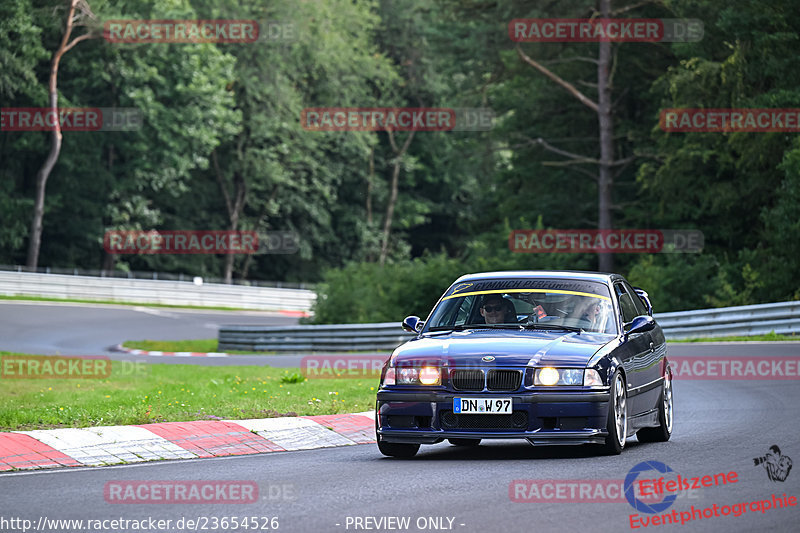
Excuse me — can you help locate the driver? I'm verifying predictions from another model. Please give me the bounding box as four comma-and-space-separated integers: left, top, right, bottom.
480, 294, 514, 324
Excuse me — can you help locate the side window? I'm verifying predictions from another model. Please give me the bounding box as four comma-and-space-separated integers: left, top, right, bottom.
623, 281, 649, 316
614, 283, 638, 324
454, 295, 476, 325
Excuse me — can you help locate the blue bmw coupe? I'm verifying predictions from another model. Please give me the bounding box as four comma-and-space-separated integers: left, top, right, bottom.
375, 271, 673, 457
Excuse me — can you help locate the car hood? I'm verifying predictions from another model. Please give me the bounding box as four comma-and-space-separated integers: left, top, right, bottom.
392, 329, 616, 367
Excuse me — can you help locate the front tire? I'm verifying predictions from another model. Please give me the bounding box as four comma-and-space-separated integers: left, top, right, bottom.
637, 367, 673, 443
599, 370, 627, 455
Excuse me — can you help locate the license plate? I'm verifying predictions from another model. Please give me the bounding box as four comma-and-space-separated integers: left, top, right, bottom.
453, 397, 512, 414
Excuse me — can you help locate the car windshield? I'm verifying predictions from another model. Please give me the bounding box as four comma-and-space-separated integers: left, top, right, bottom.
425, 278, 617, 335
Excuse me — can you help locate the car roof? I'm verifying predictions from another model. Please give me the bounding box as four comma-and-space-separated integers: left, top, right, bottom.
452, 270, 620, 284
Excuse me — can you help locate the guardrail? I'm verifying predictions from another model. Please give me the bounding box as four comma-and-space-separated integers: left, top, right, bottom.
218, 300, 800, 351
654, 300, 800, 339
0, 271, 316, 312
218, 323, 411, 352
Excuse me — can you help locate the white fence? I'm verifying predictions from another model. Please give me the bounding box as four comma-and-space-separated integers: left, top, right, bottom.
0, 271, 316, 312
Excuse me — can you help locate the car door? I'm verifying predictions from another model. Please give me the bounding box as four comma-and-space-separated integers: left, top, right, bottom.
613, 281, 655, 416
623, 280, 665, 414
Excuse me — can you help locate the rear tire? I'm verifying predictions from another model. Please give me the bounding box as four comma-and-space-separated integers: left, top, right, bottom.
448, 438, 481, 447
375, 406, 419, 458
637, 367, 673, 443
599, 370, 627, 455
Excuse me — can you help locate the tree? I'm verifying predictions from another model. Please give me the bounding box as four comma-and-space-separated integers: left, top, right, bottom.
514, 0, 649, 272
27, 0, 97, 269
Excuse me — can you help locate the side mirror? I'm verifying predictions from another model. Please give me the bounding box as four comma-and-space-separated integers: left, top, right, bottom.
402, 315, 423, 333
633, 287, 653, 316
624, 315, 655, 338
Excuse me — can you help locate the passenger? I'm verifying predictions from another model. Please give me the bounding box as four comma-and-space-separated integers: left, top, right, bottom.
572, 299, 601, 327
580, 301, 601, 323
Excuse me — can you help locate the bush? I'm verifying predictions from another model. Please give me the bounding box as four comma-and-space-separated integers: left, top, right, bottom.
309, 254, 468, 324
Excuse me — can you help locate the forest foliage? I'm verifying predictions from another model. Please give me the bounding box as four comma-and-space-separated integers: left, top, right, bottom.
1, 0, 799, 321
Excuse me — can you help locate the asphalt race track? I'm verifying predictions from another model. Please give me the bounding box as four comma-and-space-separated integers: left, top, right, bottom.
0, 301, 301, 367
1, 301, 800, 532
2, 379, 800, 532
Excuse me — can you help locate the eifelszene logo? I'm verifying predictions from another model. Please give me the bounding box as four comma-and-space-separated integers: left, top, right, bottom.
754, 445, 793, 482
625, 461, 678, 514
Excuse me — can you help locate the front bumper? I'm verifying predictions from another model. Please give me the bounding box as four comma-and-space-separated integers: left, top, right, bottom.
376, 390, 610, 445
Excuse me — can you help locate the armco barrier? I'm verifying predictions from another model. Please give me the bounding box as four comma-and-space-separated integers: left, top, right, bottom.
218, 323, 412, 352
655, 300, 800, 339
0, 271, 315, 312
218, 301, 800, 351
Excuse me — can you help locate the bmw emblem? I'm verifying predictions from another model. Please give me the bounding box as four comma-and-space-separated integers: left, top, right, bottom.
482, 355, 495, 362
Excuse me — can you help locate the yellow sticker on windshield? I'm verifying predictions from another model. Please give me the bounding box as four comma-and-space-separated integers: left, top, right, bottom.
442, 288, 611, 301
450, 282, 474, 296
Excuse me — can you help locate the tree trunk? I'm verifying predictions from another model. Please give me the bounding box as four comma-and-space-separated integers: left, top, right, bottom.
367, 146, 374, 226
213, 149, 247, 284
102, 145, 116, 273
379, 159, 401, 266
27, 99, 61, 269
596, 0, 614, 273
365, 146, 376, 262
379, 130, 415, 265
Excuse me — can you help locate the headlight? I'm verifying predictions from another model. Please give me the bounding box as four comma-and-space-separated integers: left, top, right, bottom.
536, 367, 560, 386
419, 367, 441, 385
387, 366, 441, 386
397, 368, 418, 384
534, 367, 584, 386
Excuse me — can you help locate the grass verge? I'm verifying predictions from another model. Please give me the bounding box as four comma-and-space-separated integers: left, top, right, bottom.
123, 339, 226, 353
122, 339, 386, 355
668, 332, 799, 342
0, 353, 379, 431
